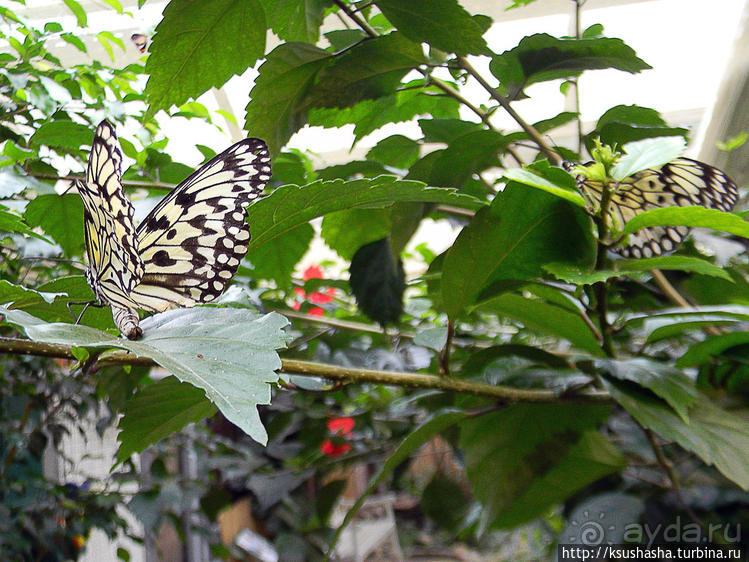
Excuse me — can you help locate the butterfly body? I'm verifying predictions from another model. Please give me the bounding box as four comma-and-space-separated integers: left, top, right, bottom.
77, 120, 270, 339
573, 157, 739, 258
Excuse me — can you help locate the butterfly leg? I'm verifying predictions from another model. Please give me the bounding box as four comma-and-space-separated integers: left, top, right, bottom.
66, 300, 104, 324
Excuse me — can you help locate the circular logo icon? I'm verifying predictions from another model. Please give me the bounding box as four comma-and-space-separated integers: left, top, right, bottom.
568, 510, 616, 545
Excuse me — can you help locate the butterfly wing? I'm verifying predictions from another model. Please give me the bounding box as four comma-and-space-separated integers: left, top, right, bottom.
130, 138, 271, 312
578, 157, 738, 258
77, 120, 143, 309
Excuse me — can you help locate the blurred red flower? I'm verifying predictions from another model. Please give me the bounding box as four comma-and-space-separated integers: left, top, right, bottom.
292, 265, 336, 314
320, 416, 355, 458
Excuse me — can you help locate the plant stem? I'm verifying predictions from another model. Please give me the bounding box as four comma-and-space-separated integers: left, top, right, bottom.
645, 429, 703, 528
0, 336, 611, 404
456, 56, 560, 165
594, 180, 616, 357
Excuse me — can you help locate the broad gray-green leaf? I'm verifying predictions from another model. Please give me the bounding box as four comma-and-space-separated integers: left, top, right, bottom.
619, 206, 749, 238
247, 176, 484, 250
414, 326, 448, 351
375, 0, 488, 56
604, 379, 749, 490
146, 0, 266, 114
1, 307, 289, 444
677, 332, 749, 368
442, 182, 595, 319
117, 376, 217, 462
611, 136, 686, 181
460, 404, 620, 532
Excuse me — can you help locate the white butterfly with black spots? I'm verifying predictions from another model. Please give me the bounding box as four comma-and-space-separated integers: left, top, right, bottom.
570, 157, 739, 257
75, 120, 271, 338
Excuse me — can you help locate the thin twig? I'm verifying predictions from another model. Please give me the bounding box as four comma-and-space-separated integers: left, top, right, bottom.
0, 336, 611, 403
645, 429, 703, 528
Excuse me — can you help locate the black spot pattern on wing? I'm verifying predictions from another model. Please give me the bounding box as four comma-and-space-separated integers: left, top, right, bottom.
130, 138, 271, 312
573, 157, 739, 258
77, 120, 143, 311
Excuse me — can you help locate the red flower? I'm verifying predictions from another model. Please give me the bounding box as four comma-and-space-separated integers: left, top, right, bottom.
72, 535, 86, 549
320, 416, 355, 458
320, 440, 351, 457
291, 265, 337, 315
303, 265, 324, 280
327, 416, 355, 435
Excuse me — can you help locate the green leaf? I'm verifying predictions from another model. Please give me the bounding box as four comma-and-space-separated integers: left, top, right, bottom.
349, 238, 404, 326
489, 34, 650, 99
611, 136, 686, 181
246, 223, 314, 286
0, 204, 50, 242
0, 280, 66, 308
24, 194, 84, 256
418, 118, 483, 143
29, 120, 93, 151
320, 208, 391, 260
309, 82, 459, 143
441, 183, 595, 319
1, 307, 290, 444
604, 379, 749, 490
60, 32, 87, 53
117, 376, 217, 462
375, 0, 488, 56
677, 332, 749, 368
259, 0, 332, 43
585, 105, 688, 149
146, 0, 266, 114
247, 176, 485, 250
366, 134, 420, 169
62, 0, 87, 26
309, 32, 426, 109
459, 404, 620, 531
595, 358, 699, 423
478, 293, 604, 356
244, 42, 333, 156
618, 206, 749, 239
328, 410, 468, 556
502, 168, 586, 207
617, 256, 732, 281
414, 326, 448, 352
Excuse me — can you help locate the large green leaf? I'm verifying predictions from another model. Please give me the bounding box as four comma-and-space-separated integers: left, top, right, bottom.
366, 134, 420, 169
604, 379, 749, 490
245, 43, 333, 156
309, 83, 459, 143
258, 0, 331, 43
0, 307, 289, 444
585, 105, 688, 150
24, 193, 84, 256
619, 206, 749, 239
29, 120, 93, 151
309, 32, 426, 109
477, 293, 603, 356
349, 238, 404, 326
375, 0, 488, 56
459, 404, 620, 532
594, 358, 699, 423
117, 376, 217, 462
490, 33, 650, 99
247, 176, 484, 250
677, 332, 749, 368
441, 183, 595, 319
146, 0, 266, 114
321, 208, 391, 260
246, 223, 314, 286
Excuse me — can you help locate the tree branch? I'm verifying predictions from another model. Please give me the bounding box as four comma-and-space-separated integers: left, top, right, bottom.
0, 336, 611, 404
